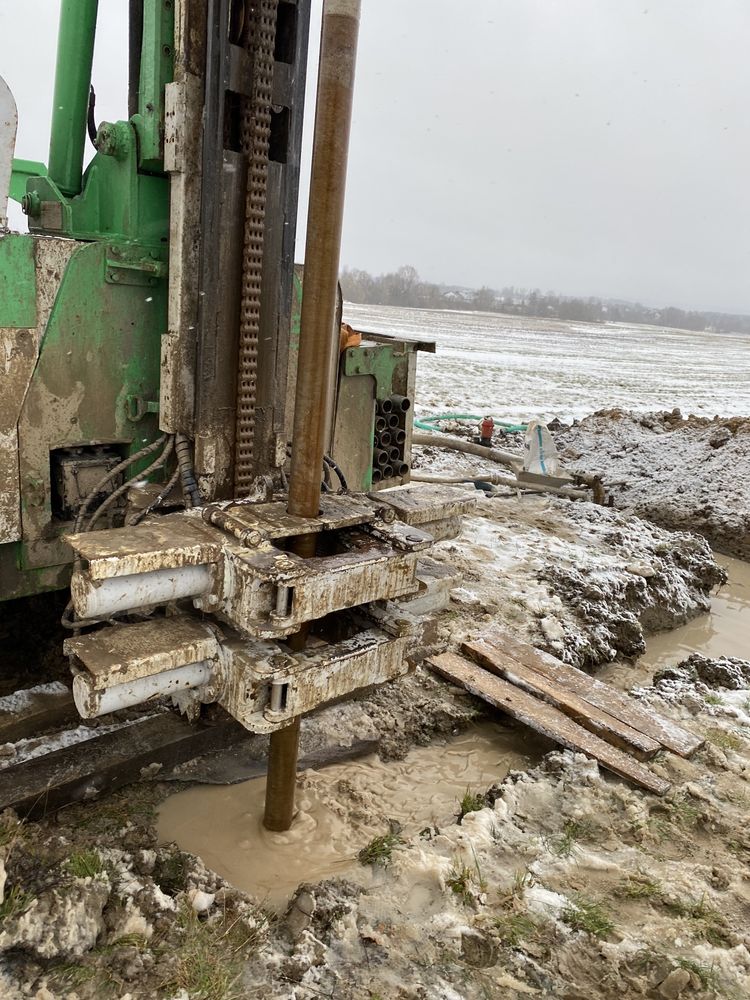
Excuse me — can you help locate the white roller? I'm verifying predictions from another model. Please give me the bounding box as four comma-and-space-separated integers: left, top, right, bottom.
73, 660, 213, 718
71, 564, 213, 618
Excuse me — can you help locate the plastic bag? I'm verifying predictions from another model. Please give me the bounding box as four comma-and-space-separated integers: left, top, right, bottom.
523, 420, 561, 477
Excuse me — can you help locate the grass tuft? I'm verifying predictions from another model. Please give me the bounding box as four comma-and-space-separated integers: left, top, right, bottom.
675, 957, 724, 992
562, 895, 614, 939
662, 893, 731, 946
64, 849, 106, 879
548, 819, 595, 858
457, 788, 485, 822
161, 903, 265, 1000
154, 850, 190, 896
358, 832, 403, 868
706, 727, 744, 752
446, 863, 477, 906
0, 885, 33, 922
616, 873, 663, 900
494, 912, 538, 948
704, 693, 724, 706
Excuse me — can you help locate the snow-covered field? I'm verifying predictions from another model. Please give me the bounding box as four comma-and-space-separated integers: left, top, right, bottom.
344, 303, 750, 423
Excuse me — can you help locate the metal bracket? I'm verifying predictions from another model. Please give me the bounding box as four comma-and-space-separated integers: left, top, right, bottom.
105, 245, 167, 286
125, 395, 160, 422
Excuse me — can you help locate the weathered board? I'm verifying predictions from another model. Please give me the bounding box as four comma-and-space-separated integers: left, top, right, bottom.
478, 628, 703, 758
429, 651, 670, 795
464, 639, 661, 761
0, 683, 77, 745
0, 712, 252, 818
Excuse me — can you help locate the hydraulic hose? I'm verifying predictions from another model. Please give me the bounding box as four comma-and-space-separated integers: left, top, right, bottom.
88, 437, 175, 531
413, 413, 527, 433
73, 433, 169, 533
175, 434, 201, 508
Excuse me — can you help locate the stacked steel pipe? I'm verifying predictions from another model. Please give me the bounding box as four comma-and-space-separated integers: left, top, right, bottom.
372, 394, 411, 484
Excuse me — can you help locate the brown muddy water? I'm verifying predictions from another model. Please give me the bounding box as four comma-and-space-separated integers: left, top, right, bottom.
158, 554, 749, 908
157, 722, 533, 908
601, 553, 750, 689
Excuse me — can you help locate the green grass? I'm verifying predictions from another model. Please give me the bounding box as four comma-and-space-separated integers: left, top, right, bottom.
562, 896, 614, 938
650, 794, 701, 840
704, 693, 724, 706
616, 873, 663, 900
0, 885, 33, 922
633, 952, 726, 996
446, 863, 477, 906
48, 963, 99, 991
161, 904, 264, 1000
358, 832, 403, 868
706, 727, 744, 752
548, 819, 595, 858
675, 957, 724, 993
65, 849, 106, 879
457, 788, 486, 822
153, 850, 190, 896
494, 912, 538, 948
662, 894, 731, 946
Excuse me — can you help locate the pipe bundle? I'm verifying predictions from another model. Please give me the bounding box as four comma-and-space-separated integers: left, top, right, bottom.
372, 394, 411, 484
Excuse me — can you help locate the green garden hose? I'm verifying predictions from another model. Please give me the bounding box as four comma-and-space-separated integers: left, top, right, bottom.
413, 413, 527, 433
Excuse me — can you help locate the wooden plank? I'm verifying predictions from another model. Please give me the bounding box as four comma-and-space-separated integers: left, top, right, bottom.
429, 651, 670, 795
0, 683, 77, 745
0, 712, 253, 819
464, 639, 661, 761
478, 628, 703, 758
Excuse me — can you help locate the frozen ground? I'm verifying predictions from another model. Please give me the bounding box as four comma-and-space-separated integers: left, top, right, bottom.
555, 409, 750, 561
0, 493, 740, 1000
344, 303, 750, 424
1, 311, 749, 997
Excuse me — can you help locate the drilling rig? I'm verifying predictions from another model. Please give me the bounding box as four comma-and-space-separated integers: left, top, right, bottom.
0, 1, 470, 829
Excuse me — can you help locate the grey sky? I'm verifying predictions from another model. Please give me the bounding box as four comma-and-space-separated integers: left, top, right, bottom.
2, 1, 749, 312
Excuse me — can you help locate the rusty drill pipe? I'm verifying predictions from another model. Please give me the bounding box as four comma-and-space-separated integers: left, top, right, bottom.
264, 0, 362, 835
287, 0, 362, 521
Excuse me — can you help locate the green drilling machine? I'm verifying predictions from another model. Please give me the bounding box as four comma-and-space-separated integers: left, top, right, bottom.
0, 2, 457, 827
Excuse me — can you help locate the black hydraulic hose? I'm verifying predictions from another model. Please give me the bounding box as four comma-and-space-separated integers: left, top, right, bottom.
87, 86, 98, 145
175, 434, 201, 508
129, 465, 182, 526
88, 437, 175, 531
323, 454, 348, 492
73, 433, 168, 533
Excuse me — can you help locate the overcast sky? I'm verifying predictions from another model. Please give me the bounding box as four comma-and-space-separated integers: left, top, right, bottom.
2, 1, 749, 312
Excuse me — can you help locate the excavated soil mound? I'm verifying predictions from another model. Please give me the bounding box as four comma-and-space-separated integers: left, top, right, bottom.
555, 409, 750, 559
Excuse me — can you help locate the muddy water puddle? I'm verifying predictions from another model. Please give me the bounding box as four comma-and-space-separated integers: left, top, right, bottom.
158, 722, 533, 908
159, 557, 749, 907
602, 553, 750, 689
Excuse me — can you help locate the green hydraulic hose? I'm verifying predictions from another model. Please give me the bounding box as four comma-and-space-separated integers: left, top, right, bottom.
413, 413, 527, 433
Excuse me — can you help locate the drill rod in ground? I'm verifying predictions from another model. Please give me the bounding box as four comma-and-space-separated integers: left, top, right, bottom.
263, 0, 362, 833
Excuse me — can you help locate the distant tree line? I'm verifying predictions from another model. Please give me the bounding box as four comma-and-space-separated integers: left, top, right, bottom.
340, 265, 750, 335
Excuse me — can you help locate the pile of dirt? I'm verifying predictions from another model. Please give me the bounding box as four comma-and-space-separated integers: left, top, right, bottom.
554, 409, 750, 560
428, 494, 725, 671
